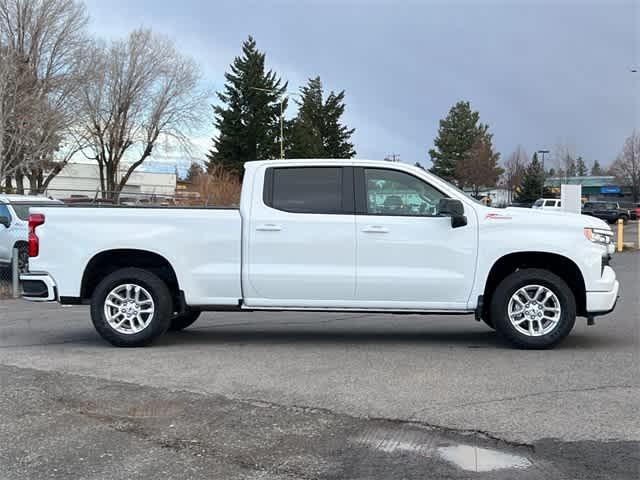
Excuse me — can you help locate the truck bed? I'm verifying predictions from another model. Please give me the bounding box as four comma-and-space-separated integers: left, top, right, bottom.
29, 206, 243, 306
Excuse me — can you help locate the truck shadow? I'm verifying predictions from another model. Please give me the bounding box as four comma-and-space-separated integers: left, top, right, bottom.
161, 327, 510, 349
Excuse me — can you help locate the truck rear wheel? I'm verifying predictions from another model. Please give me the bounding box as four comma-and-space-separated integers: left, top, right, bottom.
90, 268, 172, 347
490, 268, 576, 349
169, 310, 201, 331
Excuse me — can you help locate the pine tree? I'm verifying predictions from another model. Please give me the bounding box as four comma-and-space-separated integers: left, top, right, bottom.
286, 76, 355, 159
591, 160, 603, 176
516, 152, 545, 203
575, 156, 587, 176
207, 36, 286, 175
184, 161, 205, 183
428, 101, 492, 183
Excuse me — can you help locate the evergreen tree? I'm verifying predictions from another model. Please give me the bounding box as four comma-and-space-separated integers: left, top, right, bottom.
207, 36, 286, 175
516, 152, 545, 203
576, 156, 587, 176
428, 101, 492, 183
565, 155, 577, 177
548, 168, 556, 177
286, 76, 355, 159
184, 161, 205, 183
591, 160, 603, 176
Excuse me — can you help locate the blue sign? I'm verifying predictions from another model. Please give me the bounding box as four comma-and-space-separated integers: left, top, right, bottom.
600, 186, 620, 194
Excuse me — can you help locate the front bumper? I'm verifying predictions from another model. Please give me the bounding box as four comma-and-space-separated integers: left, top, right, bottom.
586, 266, 619, 314
20, 273, 57, 301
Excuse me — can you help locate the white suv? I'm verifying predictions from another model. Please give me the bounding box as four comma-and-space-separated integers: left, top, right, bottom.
532, 198, 562, 210
0, 195, 63, 271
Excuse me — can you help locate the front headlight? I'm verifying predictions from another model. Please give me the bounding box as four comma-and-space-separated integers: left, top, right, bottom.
584, 227, 613, 245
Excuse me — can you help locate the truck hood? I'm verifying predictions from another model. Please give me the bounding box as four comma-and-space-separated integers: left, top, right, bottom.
481, 206, 612, 231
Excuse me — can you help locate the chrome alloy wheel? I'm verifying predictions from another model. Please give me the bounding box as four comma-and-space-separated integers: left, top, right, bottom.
507, 284, 562, 337
103, 284, 155, 335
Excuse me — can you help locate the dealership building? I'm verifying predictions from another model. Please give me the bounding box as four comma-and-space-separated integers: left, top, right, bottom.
544, 176, 633, 201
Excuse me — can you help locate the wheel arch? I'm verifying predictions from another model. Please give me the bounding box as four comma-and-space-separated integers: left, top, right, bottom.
81, 249, 181, 307
482, 251, 587, 317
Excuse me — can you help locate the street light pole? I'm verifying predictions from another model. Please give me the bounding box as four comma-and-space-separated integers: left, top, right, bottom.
537, 149, 550, 197
251, 87, 301, 159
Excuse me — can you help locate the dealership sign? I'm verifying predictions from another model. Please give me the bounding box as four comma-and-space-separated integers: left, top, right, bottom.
600, 186, 621, 194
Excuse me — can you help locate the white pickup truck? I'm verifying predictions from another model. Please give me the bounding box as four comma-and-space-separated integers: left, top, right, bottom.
21, 160, 619, 349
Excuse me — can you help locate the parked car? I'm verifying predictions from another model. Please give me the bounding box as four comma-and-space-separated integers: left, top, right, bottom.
21, 160, 618, 350
582, 201, 633, 224
0, 195, 64, 271
620, 202, 638, 221
532, 198, 562, 210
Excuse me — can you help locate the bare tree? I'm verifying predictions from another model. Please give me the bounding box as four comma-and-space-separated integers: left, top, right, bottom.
552, 143, 578, 181
502, 145, 528, 203
79, 29, 208, 200
455, 138, 503, 198
0, 0, 90, 193
611, 131, 640, 202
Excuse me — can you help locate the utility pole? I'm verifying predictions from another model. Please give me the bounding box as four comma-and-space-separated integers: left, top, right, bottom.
250, 87, 301, 159
537, 149, 550, 197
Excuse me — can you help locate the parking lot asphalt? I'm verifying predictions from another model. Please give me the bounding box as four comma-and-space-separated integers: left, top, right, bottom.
0, 252, 638, 479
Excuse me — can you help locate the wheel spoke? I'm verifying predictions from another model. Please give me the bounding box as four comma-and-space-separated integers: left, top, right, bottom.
105, 300, 120, 309
534, 286, 544, 301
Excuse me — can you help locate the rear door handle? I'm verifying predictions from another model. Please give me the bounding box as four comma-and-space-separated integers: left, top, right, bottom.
256, 223, 282, 232
362, 225, 389, 234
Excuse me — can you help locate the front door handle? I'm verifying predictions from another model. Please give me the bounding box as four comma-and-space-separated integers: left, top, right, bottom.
362, 225, 389, 234
256, 223, 282, 232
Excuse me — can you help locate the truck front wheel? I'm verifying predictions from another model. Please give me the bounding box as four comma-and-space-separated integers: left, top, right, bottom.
90, 268, 172, 347
490, 269, 576, 349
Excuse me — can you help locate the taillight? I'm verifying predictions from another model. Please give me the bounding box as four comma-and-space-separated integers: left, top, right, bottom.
28, 213, 45, 257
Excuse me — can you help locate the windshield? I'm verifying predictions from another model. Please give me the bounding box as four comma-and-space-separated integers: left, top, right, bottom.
533, 199, 544, 207
12, 202, 63, 221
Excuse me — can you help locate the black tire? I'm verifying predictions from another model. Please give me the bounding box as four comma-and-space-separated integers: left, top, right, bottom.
168, 309, 201, 331
619, 215, 628, 225
90, 268, 172, 347
490, 268, 576, 349
482, 317, 495, 330
16, 244, 28, 273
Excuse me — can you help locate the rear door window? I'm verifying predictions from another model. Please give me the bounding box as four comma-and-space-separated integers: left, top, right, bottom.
266, 167, 347, 214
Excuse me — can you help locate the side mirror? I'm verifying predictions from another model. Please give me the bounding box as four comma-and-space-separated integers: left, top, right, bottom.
0, 216, 10, 228
437, 199, 467, 228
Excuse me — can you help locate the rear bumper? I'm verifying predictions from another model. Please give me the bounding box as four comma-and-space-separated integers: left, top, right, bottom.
20, 273, 57, 301
586, 266, 619, 314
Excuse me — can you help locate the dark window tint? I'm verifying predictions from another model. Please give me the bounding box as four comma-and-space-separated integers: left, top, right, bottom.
270, 167, 344, 214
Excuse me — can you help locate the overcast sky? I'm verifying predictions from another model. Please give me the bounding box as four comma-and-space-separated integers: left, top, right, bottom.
84, 0, 638, 169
